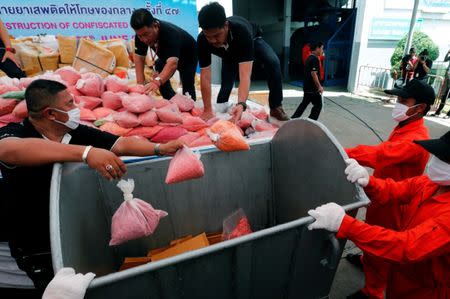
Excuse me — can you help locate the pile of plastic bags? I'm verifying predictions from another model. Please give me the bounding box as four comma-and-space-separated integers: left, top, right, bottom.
0, 68, 279, 147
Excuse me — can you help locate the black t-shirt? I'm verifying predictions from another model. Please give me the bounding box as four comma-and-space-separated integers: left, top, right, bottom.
414, 58, 433, 80
303, 54, 320, 92
198, 16, 262, 67
134, 20, 197, 67
0, 119, 119, 254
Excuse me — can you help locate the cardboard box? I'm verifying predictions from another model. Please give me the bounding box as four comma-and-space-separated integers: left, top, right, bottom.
169, 235, 193, 246
98, 39, 130, 68
248, 91, 269, 106
147, 235, 193, 258
119, 257, 152, 271
206, 232, 223, 245
113, 67, 129, 79
15, 41, 59, 76
58, 63, 72, 68
57, 35, 77, 64
151, 233, 209, 262
73, 39, 115, 77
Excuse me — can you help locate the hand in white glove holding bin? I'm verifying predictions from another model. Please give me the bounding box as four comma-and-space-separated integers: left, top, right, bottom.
344, 158, 369, 187
308, 159, 369, 232
308, 203, 345, 232
42, 267, 95, 299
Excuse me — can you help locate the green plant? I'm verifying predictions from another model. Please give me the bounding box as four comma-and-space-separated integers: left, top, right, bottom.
390, 31, 439, 73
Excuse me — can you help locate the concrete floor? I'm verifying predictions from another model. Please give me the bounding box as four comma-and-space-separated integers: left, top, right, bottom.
249, 81, 449, 299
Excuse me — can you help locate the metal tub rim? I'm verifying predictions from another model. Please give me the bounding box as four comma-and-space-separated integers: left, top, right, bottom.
50, 119, 370, 290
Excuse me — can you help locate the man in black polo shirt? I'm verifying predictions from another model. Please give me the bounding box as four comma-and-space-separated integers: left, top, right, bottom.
197, 2, 289, 122
413, 49, 433, 82
292, 42, 324, 120
0, 79, 183, 297
0, 19, 26, 79
131, 9, 198, 100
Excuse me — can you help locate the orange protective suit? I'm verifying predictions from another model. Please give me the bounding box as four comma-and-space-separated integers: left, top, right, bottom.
345, 118, 430, 298
337, 175, 450, 299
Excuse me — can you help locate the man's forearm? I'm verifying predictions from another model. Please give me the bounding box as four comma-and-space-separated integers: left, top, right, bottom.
237, 62, 252, 102
112, 137, 180, 156
111, 137, 156, 156
237, 76, 250, 103
0, 21, 11, 48
134, 54, 146, 84
312, 72, 322, 90
157, 58, 178, 84
200, 68, 212, 111
0, 138, 85, 166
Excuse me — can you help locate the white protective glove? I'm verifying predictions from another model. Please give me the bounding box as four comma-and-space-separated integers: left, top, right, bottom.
307, 202, 346, 232
42, 267, 95, 299
344, 158, 369, 187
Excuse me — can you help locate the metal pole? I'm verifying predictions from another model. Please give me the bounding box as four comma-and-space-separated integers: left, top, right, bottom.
404, 0, 420, 56
282, 0, 292, 79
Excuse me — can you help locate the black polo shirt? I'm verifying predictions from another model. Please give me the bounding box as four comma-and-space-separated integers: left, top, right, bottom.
198, 16, 262, 67
134, 20, 197, 67
303, 54, 320, 92
0, 119, 119, 254
414, 58, 433, 80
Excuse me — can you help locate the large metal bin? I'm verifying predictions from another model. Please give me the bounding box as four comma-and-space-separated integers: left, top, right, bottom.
50, 119, 369, 299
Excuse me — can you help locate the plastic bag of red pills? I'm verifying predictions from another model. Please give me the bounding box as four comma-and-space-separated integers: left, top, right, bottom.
222, 209, 252, 241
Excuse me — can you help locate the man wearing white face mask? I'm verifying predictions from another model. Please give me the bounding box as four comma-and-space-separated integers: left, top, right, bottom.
308, 131, 450, 299
344, 79, 435, 299
0, 79, 185, 298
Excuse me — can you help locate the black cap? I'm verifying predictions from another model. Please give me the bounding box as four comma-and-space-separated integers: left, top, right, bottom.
414, 131, 450, 163
384, 79, 435, 106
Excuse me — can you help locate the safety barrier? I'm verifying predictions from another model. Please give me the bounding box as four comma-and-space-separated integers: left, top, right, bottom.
356, 65, 393, 92
356, 66, 445, 106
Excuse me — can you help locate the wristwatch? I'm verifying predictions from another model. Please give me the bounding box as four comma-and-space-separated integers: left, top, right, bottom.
154, 143, 162, 156
5, 47, 16, 54
236, 101, 248, 111
153, 76, 162, 87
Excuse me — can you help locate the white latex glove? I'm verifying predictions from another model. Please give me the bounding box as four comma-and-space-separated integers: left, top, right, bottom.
42, 267, 95, 299
307, 202, 345, 232
344, 158, 369, 187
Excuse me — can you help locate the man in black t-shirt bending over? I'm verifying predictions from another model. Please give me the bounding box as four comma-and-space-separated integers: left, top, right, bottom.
131, 9, 198, 100
197, 2, 289, 122
292, 42, 324, 120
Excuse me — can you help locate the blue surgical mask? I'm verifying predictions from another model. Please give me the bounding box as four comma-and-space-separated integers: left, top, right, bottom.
52, 107, 80, 130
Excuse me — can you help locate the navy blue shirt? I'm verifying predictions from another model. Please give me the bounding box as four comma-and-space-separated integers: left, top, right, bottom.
303, 54, 320, 92
134, 20, 197, 67
0, 119, 118, 253
198, 16, 262, 67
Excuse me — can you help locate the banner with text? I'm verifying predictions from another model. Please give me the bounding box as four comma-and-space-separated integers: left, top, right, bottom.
0, 0, 198, 41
